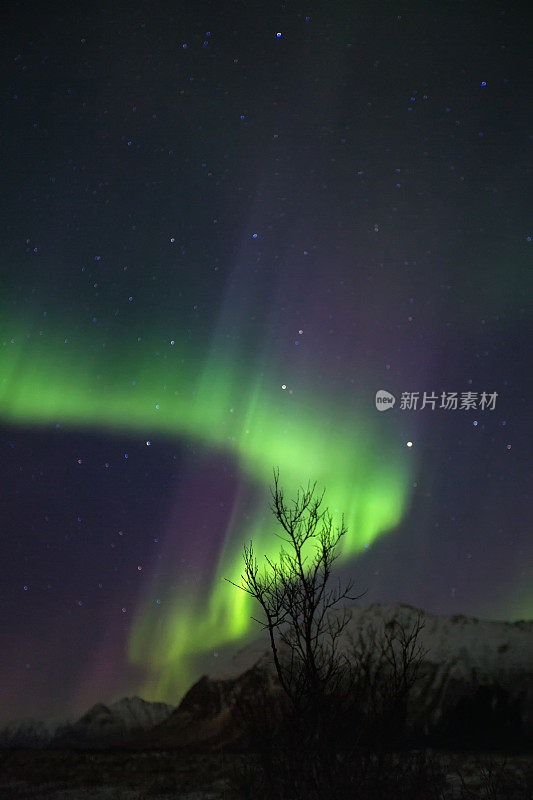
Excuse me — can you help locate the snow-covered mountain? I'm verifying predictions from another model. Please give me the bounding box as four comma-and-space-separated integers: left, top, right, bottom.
212, 602, 533, 684
0, 697, 175, 749
53, 696, 175, 747
144, 603, 533, 750
2, 604, 531, 751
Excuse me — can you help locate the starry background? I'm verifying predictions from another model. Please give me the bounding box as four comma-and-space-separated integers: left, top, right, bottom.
1, 0, 531, 724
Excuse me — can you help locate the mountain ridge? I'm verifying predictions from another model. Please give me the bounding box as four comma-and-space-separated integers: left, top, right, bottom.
2, 604, 531, 751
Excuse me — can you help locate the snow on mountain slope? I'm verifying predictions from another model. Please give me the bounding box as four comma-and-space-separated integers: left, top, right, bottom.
2, 604, 531, 751
0, 697, 175, 749
211, 602, 532, 683
147, 602, 531, 750
53, 696, 175, 746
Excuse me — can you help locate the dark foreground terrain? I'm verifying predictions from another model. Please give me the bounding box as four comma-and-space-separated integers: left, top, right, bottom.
0, 749, 229, 799
0, 748, 531, 800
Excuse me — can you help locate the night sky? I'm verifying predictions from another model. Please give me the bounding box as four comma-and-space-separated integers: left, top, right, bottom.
1, 0, 531, 725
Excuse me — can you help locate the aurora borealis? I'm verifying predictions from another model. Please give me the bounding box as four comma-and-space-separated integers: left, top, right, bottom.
1, 1, 531, 724
1, 315, 412, 698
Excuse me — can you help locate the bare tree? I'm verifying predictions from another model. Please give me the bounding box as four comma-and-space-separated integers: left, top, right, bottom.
227, 468, 365, 715
226, 471, 439, 800
348, 612, 427, 750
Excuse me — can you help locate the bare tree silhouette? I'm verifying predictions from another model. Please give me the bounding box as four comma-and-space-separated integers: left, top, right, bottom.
226, 471, 445, 800
227, 468, 364, 717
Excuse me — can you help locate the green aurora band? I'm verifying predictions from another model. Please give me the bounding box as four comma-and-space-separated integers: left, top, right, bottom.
0, 322, 414, 699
